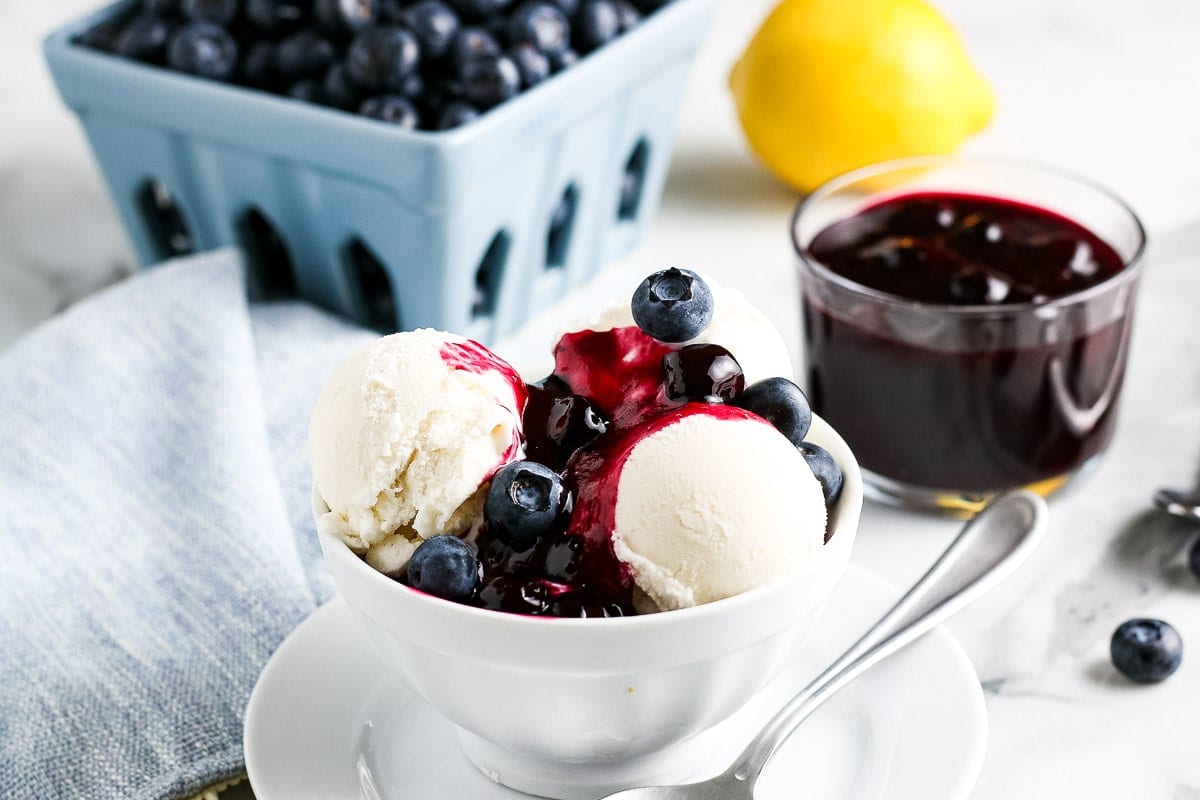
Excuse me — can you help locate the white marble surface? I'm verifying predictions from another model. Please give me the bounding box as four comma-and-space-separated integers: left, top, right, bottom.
6, 1, 1200, 798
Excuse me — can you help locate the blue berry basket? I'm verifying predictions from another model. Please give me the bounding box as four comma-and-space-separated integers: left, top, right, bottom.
44, 0, 715, 343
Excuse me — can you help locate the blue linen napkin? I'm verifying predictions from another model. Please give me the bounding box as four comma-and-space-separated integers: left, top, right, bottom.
0, 250, 375, 799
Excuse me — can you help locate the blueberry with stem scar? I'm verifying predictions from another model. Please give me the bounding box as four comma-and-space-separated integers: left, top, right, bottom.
631, 268, 713, 343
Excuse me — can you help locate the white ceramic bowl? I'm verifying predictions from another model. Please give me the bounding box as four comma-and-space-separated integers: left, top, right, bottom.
316, 414, 863, 799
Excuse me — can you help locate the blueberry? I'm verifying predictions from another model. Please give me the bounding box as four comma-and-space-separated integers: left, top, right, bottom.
245, 0, 308, 33
113, 15, 172, 62
399, 0, 460, 59
462, 54, 521, 109
509, 2, 571, 57
240, 40, 277, 87
631, 0, 672, 10
662, 344, 743, 404
574, 0, 621, 52
798, 442, 843, 506
522, 378, 609, 469
407, 535, 481, 601
549, 47, 578, 71
143, 0, 181, 14
631, 267, 714, 343
167, 23, 238, 81
508, 43, 551, 88
274, 30, 337, 78
549, 594, 625, 618
1189, 536, 1200, 582
435, 100, 480, 129
347, 26, 421, 91
548, 0, 580, 14
447, 0, 513, 19
322, 63, 363, 109
477, 575, 551, 614
735, 377, 812, 447
315, 0, 380, 36
181, 0, 237, 25
286, 78, 324, 103
449, 26, 501, 72
614, 0, 641, 31
484, 461, 570, 551
398, 70, 426, 99
76, 20, 123, 52
1111, 619, 1183, 684
359, 95, 419, 127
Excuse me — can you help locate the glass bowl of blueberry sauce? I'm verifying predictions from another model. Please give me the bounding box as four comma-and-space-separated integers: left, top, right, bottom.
793, 156, 1146, 515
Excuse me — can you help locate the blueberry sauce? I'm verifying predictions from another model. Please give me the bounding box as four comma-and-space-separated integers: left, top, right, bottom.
804, 192, 1132, 493
463, 326, 766, 617
808, 193, 1124, 304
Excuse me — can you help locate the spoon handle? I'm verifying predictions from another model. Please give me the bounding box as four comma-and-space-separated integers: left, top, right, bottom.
726, 490, 1049, 785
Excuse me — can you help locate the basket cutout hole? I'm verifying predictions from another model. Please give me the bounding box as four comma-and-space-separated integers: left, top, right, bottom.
237, 208, 296, 300
617, 138, 650, 222
545, 184, 579, 270
344, 238, 398, 332
135, 179, 194, 260
473, 231, 511, 319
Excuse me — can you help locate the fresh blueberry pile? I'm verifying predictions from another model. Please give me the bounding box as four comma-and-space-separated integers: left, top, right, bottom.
401, 268, 843, 615
76, 0, 676, 131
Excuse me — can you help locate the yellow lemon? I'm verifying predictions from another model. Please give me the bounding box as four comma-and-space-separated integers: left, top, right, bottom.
729, 0, 994, 192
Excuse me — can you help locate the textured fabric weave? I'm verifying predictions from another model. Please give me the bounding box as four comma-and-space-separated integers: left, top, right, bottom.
0, 251, 374, 799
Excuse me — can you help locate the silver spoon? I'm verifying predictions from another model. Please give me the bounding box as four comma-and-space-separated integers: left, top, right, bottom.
1153, 487, 1200, 522
598, 489, 1049, 800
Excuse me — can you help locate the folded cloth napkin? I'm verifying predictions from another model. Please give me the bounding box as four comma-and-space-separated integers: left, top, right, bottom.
0, 250, 376, 800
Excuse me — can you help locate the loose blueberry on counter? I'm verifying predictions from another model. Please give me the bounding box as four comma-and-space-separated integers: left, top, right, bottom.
113, 15, 173, 62
1110, 618, 1183, 684
400, 0, 461, 59
274, 30, 337, 78
508, 2, 571, 57
798, 441, 843, 506
574, 0, 621, 52
662, 344, 743, 404
316, 0, 380, 36
407, 534, 481, 601
359, 94, 420, 127
485, 461, 570, 551
631, 267, 714, 343
435, 100, 481, 129
167, 22, 239, 80
1188, 536, 1200, 582
347, 26, 421, 90
508, 43, 552, 87
735, 377, 813, 447
462, 53, 521, 108
182, 0, 238, 25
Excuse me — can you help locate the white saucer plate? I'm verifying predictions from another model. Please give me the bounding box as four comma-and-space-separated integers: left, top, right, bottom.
244, 564, 987, 800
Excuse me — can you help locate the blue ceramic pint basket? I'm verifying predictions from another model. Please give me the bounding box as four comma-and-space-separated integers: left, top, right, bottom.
45, 0, 714, 343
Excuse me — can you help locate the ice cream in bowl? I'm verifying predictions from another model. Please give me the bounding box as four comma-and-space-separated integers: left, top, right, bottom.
309, 269, 863, 799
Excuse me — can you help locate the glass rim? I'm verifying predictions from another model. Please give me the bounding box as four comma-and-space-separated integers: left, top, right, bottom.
791, 154, 1148, 316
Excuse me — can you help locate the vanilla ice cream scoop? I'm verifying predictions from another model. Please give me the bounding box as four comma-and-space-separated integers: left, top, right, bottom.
611, 410, 827, 611
309, 329, 524, 575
